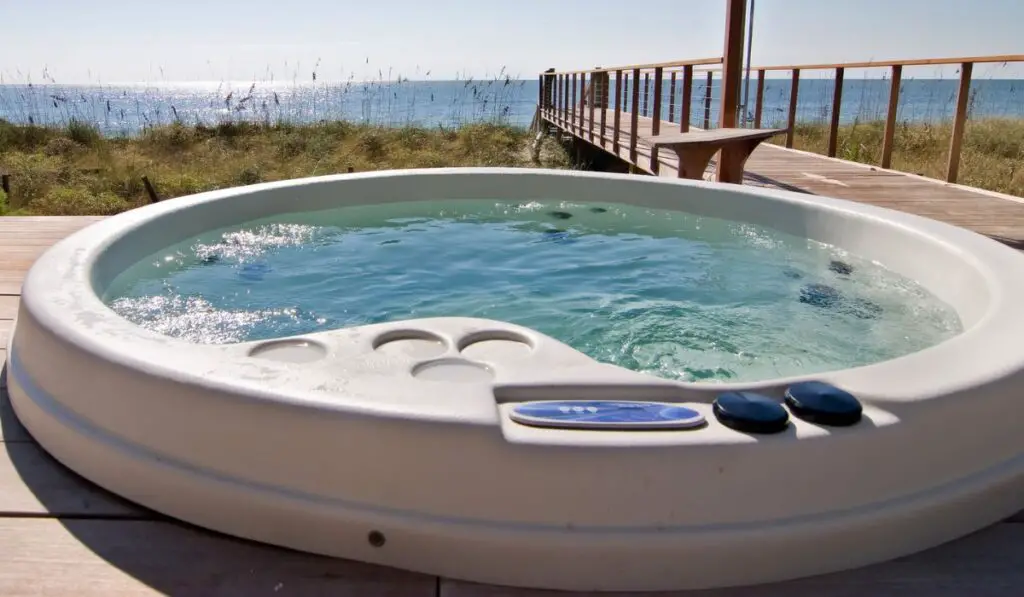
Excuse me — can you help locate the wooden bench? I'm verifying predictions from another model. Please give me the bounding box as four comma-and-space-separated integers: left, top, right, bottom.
642, 127, 788, 183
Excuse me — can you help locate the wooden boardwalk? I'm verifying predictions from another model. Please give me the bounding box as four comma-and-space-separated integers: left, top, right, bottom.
2, 217, 1024, 594
541, 107, 1024, 246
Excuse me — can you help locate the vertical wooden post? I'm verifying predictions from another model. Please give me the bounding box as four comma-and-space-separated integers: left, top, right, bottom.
946, 62, 973, 183
597, 71, 608, 146
719, 0, 746, 129
668, 71, 677, 123
578, 73, 587, 133
565, 74, 573, 125
716, 0, 748, 182
622, 73, 629, 113
753, 69, 765, 128
642, 72, 650, 116
142, 176, 160, 203
570, 73, 577, 132
588, 73, 596, 141
650, 67, 664, 174
613, 70, 623, 153
827, 67, 845, 157
880, 64, 902, 169
703, 72, 713, 129
786, 69, 800, 148
554, 75, 560, 123
680, 65, 693, 132
629, 68, 641, 166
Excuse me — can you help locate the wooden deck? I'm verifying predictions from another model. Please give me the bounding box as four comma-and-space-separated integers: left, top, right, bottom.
3, 216, 1024, 595
541, 107, 1024, 246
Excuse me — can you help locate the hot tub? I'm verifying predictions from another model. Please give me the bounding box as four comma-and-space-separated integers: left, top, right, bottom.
8, 168, 1024, 591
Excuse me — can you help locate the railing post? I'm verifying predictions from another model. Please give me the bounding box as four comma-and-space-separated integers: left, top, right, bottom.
642, 72, 650, 116
563, 74, 570, 125
946, 62, 974, 183
570, 73, 577, 132
680, 65, 693, 132
622, 73, 629, 112
588, 71, 597, 142
753, 69, 765, 128
542, 68, 555, 113
540, 73, 548, 114
703, 71, 713, 129
668, 71, 677, 123
651, 67, 664, 174
880, 64, 902, 169
613, 70, 622, 153
786, 69, 800, 148
578, 72, 587, 133
719, 0, 746, 129
597, 71, 608, 146
827, 67, 845, 157
557, 75, 565, 124
630, 68, 641, 166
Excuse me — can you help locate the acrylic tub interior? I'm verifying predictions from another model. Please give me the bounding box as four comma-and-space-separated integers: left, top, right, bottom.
8, 168, 1024, 591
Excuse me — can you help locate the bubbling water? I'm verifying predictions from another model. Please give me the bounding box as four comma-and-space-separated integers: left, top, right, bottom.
104, 199, 962, 382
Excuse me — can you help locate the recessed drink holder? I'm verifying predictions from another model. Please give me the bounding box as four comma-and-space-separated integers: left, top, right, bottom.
373, 329, 449, 358
248, 339, 327, 363
459, 330, 533, 362
412, 358, 494, 383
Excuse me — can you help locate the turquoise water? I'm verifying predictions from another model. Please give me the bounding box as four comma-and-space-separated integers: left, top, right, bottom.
103, 200, 962, 383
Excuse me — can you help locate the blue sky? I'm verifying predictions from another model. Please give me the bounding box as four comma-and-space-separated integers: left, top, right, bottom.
2, 0, 1021, 83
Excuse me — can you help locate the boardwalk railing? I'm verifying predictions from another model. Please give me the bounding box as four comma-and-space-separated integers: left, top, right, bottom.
738, 54, 1024, 183
538, 58, 723, 169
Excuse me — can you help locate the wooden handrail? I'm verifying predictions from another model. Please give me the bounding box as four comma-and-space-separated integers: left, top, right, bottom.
751, 54, 1024, 72
544, 57, 723, 75
537, 50, 1022, 186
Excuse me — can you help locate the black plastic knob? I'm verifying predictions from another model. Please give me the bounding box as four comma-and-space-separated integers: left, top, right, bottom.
784, 381, 862, 427
713, 391, 790, 434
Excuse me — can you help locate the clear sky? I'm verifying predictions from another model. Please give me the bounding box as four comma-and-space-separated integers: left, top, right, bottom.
2, 0, 1021, 83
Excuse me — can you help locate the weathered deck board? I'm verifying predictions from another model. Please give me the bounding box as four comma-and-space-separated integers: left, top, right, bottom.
0, 518, 435, 596
442, 525, 1024, 596
1, 217, 1024, 594
0, 443, 145, 517
541, 108, 1024, 245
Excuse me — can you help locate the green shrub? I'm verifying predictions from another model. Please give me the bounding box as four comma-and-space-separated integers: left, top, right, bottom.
65, 119, 101, 146
29, 187, 130, 216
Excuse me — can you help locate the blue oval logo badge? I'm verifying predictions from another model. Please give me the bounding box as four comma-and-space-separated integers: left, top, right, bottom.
510, 400, 705, 430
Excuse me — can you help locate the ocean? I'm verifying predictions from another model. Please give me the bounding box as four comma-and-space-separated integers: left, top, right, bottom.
1, 77, 1021, 136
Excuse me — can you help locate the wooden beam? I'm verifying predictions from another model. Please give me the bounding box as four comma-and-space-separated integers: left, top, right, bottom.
946, 62, 973, 183
751, 53, 1024, 72
588, 74, 596, 142
668, 71, 677, 123
613, 70, 622, 152
881, 64, 903, 169
753, 69, 765, 128
549, 56, 724, 75
642, 72, 650, 116
570, 73, 577, 131
598, 73, 608, 147
786, 69, 800, 148
629, 68, 641, 165
651, 67, 664, 174
578, 73, 586, 133
827, 67, 845, 157
719, 0, 747, 129
680, 65, 693, 132
703, 71, 713, 129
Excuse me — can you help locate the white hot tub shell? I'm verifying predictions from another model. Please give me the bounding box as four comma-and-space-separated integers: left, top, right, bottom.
8, 168, 1024, 591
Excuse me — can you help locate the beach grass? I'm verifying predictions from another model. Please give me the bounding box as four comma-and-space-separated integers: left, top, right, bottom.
0, 120, 572, 216
770, 118, 1024, 197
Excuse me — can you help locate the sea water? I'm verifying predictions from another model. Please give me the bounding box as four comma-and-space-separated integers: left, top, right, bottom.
103, 200, 963, 383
